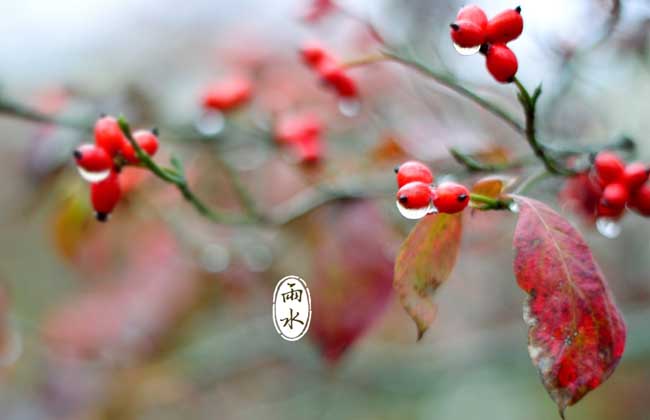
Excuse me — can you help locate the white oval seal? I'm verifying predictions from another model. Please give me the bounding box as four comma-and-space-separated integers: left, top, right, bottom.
272, 275, 311, 341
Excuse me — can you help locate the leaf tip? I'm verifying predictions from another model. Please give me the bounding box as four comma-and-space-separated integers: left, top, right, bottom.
416, 324, 428, 341
558, 406, 566, 420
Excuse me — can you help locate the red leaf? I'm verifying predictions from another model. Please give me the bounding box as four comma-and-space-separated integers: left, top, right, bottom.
394, 213, 463, 340
512, 196, 626, 417
308, 201, 394, 363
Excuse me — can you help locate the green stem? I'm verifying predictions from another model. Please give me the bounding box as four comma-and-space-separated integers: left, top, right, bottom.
117, 117, 253, 225
0, 96, 92, 131
380, 50, 525, 134
469, 193, 513, 211
449, 147, 525, 172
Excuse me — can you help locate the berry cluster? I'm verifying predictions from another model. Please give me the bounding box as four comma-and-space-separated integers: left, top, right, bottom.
590, 151, 650, 218
450, 5, 523, 83
395, 161, 470, 216
73, 116, 159, 221
274, 112, 324, 164
300, 41, 359, 100
201, 75, 253, 112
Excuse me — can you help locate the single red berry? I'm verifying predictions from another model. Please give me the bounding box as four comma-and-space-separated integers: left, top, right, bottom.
622, 162, 649, 191
486, 6, 523, 44
95, 116, 126, 156
450, 20, 485, 48
275, 113, 322, 145
320, 64, 358, 97
395, 161, 434, 188
629, 183, 650, 216
293, 134, 323, 164
601, 182, 629, 210
486, 44, 518, 83
396, 181, 433, 209
597, 202, 625, 219
593, 151, 625, 184
201, 76, 252, 112
433, 182, 470, 214
73, 144, 113, 172
456, 5, 488, 29
90, 171, 121, 222
300, 41, 336, 68
121, 129, 160, 163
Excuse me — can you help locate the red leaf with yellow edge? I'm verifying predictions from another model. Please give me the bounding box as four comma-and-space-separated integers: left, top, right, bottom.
512, 196, 626, 418
394, 213, 462, 340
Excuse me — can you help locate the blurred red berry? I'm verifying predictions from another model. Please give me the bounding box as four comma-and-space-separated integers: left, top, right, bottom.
275, 113, 322, 145
73, 144, 112, 172
601, 183, 629, 210
594, 151, 625, 184
94, 116, 126, 156
90, 171, 121, 222
303, 0, 336, 22
629, 184, 650, 216
486, 44, 518, 83
623, 162, 649, 191
397, 181, 433, 209
201, 76, 252, 112
395, 161, 434, 188
433, 182, 470, 214
559, 173, 602, 223
320, 63, 358, 98
597, 202, 625, 219
121, 130, 159, 164
450, 20, 485, 48
486, 7, 523, 44
294, 134, 323, 164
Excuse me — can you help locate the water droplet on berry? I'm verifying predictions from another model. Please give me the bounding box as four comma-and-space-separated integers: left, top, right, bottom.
508, 201, 520, 213
453, 43, 481, 56
195, 110, 225, 136
77, 167, 111, 183
338, 97, 360, 117
396, 200, 431, 220
596, 217, 621, 239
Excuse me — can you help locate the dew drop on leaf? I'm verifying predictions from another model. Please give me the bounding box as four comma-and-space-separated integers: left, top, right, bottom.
77, 167, 111, 183
396, 200, 432, 220
338, 97, 360, 117
596, 217, 621, 239
453, 43, 480, 56
195, 110, 225, 135
199, 243, 230, 273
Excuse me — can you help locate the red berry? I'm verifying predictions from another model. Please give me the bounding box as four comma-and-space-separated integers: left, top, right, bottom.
275, 113, 322, 144
90, 171, 121, 222
300, 41, 335, 68
121, 130, 160, 163
597, 202, 625, 219
623, 162, 649, 191
201, 76, 252, 112
456, 5, 488, 29
433, 182, 470, 214
486, 7, 523, 44
629, 184, 650, 216
95, 116, 127, 156
486, 44, 518, 83
395, 161, 434, 188
73, 144, 113, 172
293, 134, 323, 164
450, 20, 485, 48
593, 151, 625, 184
601, 183, 629, 210
396, 181, 433, 209
320, 64, 358, 98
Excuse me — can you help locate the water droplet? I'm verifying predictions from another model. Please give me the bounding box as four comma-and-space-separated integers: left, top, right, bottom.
77, 167, 111, 183
596, 217, 621, 238
195, 110, 225, 136
453, 43, 481, 56
338, 97, 360, 117
508, 201, 520, 213
199, 243, 230, 273
241, 242, 273, 272
396, 200, 435, 220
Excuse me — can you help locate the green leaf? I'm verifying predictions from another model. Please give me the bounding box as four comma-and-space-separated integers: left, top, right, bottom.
394, 213, 463, 340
